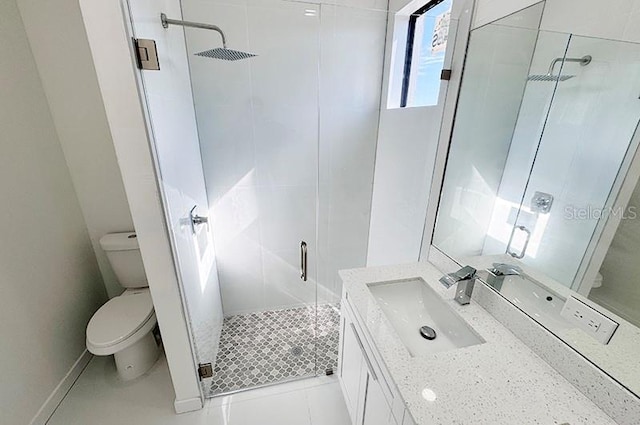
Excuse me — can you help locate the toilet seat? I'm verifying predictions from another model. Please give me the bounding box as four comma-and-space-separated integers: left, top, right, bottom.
86, 290, 156, 356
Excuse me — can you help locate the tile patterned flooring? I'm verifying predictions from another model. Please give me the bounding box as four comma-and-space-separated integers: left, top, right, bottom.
209, 303, 340, 395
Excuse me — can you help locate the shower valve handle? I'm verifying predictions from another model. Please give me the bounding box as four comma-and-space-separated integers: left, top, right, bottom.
189, 205, 208, 234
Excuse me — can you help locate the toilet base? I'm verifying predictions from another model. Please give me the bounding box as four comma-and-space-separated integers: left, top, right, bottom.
114, 332, 160, 381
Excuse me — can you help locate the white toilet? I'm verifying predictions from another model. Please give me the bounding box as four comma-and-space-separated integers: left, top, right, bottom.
86, 232, 160, 381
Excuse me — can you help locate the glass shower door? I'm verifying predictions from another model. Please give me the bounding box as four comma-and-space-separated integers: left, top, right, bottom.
182, 0, 322, 395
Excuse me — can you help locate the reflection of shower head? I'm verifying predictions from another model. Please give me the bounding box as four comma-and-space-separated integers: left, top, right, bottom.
195, 48, 257, 61
161, 13, 257, 61
527, 54, 591, 82
527, 74, 574, 82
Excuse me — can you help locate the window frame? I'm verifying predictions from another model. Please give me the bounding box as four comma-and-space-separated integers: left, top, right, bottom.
400, 0, 447, 108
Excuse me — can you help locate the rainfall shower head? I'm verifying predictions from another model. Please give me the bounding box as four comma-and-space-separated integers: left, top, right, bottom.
527, 55, 591, 82
195, 47, 257, 61
527, 74, 575, 82
161, 13, 257, 61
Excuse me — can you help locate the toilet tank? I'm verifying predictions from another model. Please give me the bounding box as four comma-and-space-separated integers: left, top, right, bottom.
99, 232, 148, 288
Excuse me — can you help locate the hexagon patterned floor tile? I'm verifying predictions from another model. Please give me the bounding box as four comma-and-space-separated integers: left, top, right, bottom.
208, 303, 340, 396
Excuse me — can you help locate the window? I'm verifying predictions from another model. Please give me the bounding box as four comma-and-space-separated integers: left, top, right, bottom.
400, 0, 452, 108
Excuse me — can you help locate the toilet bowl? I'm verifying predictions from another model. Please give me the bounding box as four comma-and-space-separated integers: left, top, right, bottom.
86, 232, 160, 381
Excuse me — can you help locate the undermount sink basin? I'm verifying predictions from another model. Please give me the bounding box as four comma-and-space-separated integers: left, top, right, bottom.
368, 278, 484, 357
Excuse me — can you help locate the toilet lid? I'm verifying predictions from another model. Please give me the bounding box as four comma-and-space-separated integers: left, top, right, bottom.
87, 291, 154, 348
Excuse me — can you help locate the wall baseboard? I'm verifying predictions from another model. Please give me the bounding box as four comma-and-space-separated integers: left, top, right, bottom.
174, 396, 203, 414
29, 350, 92, 425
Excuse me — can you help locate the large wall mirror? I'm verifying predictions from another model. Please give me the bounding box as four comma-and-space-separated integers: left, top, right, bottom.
431, 0, 640, 397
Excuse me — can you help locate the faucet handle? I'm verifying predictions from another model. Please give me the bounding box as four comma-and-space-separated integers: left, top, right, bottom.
453, 265, 477, 280
439, 265, 477, 288
489, 263, 522, 276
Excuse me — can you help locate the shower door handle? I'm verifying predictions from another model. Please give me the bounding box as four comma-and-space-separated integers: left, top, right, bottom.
300, 241, 307, 282
507, 225, 531, 259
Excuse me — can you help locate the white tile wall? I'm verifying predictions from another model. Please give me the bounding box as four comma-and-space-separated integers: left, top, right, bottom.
540, 0, 640, 43
318, 4, 387, 303
183, 0, 320, 315
183, 0, 386, 315
472, 0, 541, 28
367, 106, 441, 266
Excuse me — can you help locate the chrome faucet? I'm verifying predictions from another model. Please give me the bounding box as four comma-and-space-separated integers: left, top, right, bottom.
439, 265, 477, 305
486, 263, 522, 291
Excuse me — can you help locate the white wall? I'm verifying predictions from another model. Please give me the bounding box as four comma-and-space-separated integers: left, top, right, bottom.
16, 0, 135, 299
0, 1, 107, 423
540, 0, 640, 43
593, 181, 640, 326
182, 0, 386, 315
367, 0, 462, 266
472, 0, 640, 43
472, 0, 541, 28
317, 3, 387, 305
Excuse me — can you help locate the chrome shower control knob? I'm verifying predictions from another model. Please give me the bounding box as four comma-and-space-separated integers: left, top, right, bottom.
191, 215, 208, 225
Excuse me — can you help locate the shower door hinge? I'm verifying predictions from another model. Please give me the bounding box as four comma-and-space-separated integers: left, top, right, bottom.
198, 363, 213, 380
133, 38, 160, 70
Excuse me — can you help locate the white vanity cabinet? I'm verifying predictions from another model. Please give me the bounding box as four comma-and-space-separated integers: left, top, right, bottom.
339, 294, 410, 425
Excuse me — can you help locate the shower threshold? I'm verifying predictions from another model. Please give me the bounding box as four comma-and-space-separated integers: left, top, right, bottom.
206, 303, 340, 397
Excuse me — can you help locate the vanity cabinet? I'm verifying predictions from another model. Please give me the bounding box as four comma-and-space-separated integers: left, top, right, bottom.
339, 294, 409, 425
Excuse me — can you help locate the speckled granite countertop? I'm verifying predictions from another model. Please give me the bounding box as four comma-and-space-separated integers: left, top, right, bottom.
462, 253, 640, 397
339, 262, 618, 425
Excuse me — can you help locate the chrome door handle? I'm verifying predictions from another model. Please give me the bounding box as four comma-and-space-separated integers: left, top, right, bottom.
507, 225, 531, 259
300, 241, 307, 282
189, 205, 208, 234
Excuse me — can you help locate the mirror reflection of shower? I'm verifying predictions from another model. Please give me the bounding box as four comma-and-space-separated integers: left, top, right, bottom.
527, 54, 592, 81
160, 13, 257, 61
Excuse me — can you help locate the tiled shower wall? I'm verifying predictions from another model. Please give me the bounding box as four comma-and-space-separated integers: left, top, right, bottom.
182, 0, 388, 316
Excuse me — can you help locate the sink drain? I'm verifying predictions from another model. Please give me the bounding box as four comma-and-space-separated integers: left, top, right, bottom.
290, 346, 304, 356
419, 325, 437, 340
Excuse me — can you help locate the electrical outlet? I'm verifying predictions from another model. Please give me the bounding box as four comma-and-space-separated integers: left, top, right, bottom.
560, 297, 618, 345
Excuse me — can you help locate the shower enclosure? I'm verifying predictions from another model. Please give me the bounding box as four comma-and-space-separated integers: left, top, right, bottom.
180, 0, 388, 395
124, 0, 401, 397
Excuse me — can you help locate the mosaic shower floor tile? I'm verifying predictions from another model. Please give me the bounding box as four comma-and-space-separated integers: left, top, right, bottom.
208, 303, 340, 396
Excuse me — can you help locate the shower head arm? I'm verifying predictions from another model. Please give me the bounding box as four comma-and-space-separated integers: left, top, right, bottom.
547, 55, 592, 76
161, 13, 227, 49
